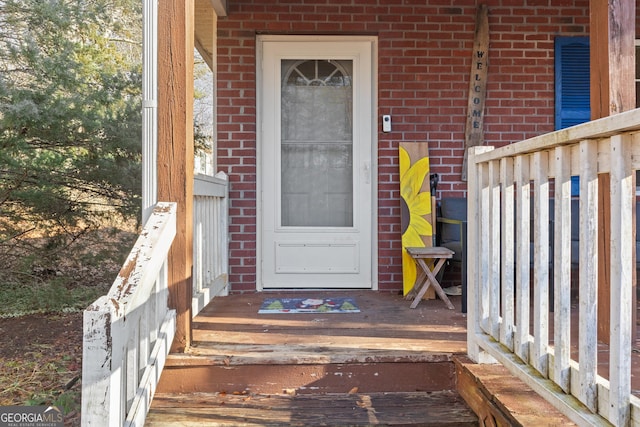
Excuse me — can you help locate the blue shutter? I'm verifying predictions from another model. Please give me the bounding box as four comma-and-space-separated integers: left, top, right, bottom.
555, 37, 590, 130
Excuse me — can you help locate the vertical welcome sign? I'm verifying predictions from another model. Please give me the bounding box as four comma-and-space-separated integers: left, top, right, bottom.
462, 4, 489, 181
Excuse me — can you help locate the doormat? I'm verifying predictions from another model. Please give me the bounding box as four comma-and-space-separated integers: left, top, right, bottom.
258, 297, 360, 314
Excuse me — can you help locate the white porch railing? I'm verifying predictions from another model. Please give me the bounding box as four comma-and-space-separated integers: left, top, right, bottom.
82, 202, 177, 427
192, 172, 229, 316
467, 108, 640, 426
81, 173, 229, 425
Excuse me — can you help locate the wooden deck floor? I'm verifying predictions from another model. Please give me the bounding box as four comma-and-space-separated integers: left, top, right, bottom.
146, 291, 475, 426
184, 290, 640, 387
159, 290, 640, 396
154, 291, 469, 396
147, 290, 640, 425
190, 290, 468, 356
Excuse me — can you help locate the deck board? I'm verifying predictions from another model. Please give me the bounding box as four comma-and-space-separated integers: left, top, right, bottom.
146, 390, 478, 426
172, 344, 455, 365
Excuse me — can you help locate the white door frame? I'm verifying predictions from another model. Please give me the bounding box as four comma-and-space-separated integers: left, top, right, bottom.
255, 35, 378, 291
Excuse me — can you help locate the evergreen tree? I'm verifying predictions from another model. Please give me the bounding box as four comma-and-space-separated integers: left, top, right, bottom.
0, 0, 142, 269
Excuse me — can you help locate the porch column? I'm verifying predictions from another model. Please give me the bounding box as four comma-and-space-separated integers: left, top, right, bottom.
158, 0, 195, 352
589, 0, 635, 344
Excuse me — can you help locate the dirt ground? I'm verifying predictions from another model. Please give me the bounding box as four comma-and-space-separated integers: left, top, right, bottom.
0, 312, 83, 426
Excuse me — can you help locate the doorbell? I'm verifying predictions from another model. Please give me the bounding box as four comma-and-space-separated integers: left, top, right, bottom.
382, 115, 392, 132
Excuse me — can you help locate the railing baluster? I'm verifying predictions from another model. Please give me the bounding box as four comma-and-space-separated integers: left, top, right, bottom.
219, 178, 229, 281
126, 327, 138, 411
500, 157, 515, 351
467, 145, 494, 362
608, 133, 634, 425
112, 319, 126, 424
212, 199, 220, 280
553, 145, 572, 393
488, 160, 501, 340
578, 139, 599, 412
206, 197, 212, 284
515, 154, 531, 363
532, 151, 550, 377
156, 263, 168, 339
195, 197, 204, 294
479, 161, 491, 333
139, 293, 151, 383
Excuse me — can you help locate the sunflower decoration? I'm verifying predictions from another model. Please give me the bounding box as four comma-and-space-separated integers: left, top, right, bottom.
399, 145, 433, 295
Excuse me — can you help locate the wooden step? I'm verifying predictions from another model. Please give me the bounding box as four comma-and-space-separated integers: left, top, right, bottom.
149, 292, 475, 424
145, 390, 479, 426
455, 357, 577, 426
157, 344, 458, 395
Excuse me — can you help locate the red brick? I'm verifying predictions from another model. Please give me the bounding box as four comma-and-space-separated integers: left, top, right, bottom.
217, 0, 589, 293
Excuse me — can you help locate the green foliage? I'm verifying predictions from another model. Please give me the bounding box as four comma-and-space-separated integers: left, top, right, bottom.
26, 389, 78, 414
193, 51, 214, 159
0, 0, 143, 272
0, 223, 136, 316
0, 280, 105, 318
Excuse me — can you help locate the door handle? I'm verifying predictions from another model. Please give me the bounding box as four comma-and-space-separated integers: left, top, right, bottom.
363, 161, 371, 184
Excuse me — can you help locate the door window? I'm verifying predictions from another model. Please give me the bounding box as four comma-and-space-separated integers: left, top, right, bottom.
280, 59, 354, 227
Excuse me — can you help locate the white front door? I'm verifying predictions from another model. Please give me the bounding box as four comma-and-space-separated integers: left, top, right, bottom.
258, 36, 376, 289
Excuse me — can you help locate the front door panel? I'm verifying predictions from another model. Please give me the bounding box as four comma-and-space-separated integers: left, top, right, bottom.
259, 37, 375, 289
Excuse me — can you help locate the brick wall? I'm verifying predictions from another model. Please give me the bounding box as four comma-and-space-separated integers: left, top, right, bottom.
217, 0, 591, 293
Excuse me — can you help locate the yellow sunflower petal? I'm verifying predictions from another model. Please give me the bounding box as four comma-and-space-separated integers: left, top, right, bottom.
402, 223, 425, 248
410, 214, 433, 236
403, 155, 430, 200
407, 192, 432, 215
399, 146, 410, 180
402, 248, 418, 295
400, 170, 414, 200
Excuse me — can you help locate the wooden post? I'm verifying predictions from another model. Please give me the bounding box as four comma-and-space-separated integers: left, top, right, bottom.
158, 0, 195, 352
589, 0, 635, 343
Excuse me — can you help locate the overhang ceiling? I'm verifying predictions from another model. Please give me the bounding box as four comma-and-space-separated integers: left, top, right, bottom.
195, 0, 227, 70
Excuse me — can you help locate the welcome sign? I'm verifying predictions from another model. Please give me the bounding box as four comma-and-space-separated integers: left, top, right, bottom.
462, 4, 489, 181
